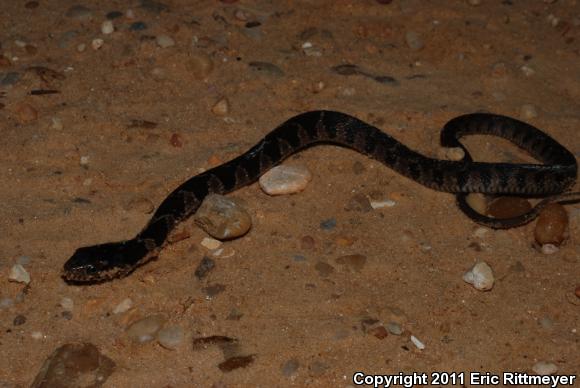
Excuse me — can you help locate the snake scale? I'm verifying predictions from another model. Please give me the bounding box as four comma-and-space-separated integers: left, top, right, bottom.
63, 111, 578, 283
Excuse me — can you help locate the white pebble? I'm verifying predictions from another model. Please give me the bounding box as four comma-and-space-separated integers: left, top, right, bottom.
31, 331, 43, 340
113, 298, 133, 314
201, 237, 222, 250
9, 264, 30, 284
463, 261, 494, 291
532, 361, 558, 375
259, 165, 312, 195
541, 243, 559, 255
157, 325, 184, 350
80, 155, 90, 166
156, 34, 175, 48
126, 314, 166, 343
50, 117, 64, 130
520, 64, 535, 76
520, 104, 538, 119
370, 199, 396, 209
410, 335, 425, 350
60, 297, 74, 311
101, 20, 114, 34
91, 38, 104, 50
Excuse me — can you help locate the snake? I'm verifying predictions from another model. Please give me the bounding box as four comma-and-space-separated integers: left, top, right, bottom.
62, 111, 578, 283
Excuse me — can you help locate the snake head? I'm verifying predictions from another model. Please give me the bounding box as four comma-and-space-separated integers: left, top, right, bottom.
62, 240, 150, 283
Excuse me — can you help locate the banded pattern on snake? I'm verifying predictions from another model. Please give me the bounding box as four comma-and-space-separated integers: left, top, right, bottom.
62, 111, 578, 283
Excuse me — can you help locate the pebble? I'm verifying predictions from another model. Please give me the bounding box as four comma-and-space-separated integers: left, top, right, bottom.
13, 102, 38, 124
520, 64, 535, 77
574, 285, 580, 299
520, 104, 538, 120
259, 165, 312, 195
201, 237, 222, 250
157, 325, 184, 350
300, 235, 316, 250
156, 34, 175, 48
91, 38, 104, 50
534, 203, 568, 246
465, 193, 488, 215
386, 322, 403, 335
410, 335, 425, 350
345, 193, 372, 212
370, 199, 396, 209
248, 61, 285, 77
538, 316, 554, 330
112, 298, 133, 314
0, 297, 14, 309
194, 194, 252, 240
129, 21, 148, 31
463, 261, 494, 291
281, 358, 300, 377
13, 314, 26, 326
105, 11, 123, 19
532, 361, 558, 375
194, 256, 215, 279
126, 314, 166, 343
335, 254, 366, 272
314, 261, 335, 277
60, 297, 74, 311
320, 218, 336, 230
405, 31, 424, 51
30, 343, 115, 388
187, 53, 213, 79
9, 264, 30, 284
540, 243, 559, 255
1, 72, 20, 86
444, 147, 465, 161
211, 97, 230, 116
101, 20, 114, 34
487, 197, 531, 219
50, 117, 64, 130
65, 5, 93, 20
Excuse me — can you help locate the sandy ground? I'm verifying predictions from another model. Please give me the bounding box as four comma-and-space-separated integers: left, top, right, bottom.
1, 0, 579, 387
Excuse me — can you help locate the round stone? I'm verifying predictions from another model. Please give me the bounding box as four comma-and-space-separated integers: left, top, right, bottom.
259, 165, 312, 195
463, 261, 494, 291
194, 194, 252, 240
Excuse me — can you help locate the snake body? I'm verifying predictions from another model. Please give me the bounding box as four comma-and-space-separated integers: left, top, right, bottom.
63, 111, 577, 283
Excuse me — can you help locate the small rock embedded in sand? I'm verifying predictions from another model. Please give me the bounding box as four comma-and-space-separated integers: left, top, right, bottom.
156, 34, 175, 48
345, 193, 372, 212
211, 97, 230, 116
9, 264, 30, 284
335, 254, 366, 272
13, 314, 26, 326
60, 297, 74, 311
113, 298, 133, 314
281, 358, 300, 377
463, 261, 494, 291
194, 194, 252, 240
370, 199, 396, 209
520, 64, 535, 76
405, 31, 424, 50
520, 104, 538, 119
187, 53, 213, 79
157, 325, 184, 350
386, 322, 402, 335
194, 256, 215, 280
540, 243, 559, 255
465, 193, 488, 215
444, 147, 465, 161
487, 197, 532, 219
532, 361, 558, 375
91, 38, 104, 50
201, 237, 222, 250
410, 335, 425, 350
101, 20, 114, 34
259, 165, 312, 195
534, 203, 568, 246
126, 314, 166, 343
125, 197, 155, 214
314, 261, 335, 277
31, 343, 115, 388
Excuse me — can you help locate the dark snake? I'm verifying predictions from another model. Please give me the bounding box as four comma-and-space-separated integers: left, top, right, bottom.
63, 111, 578, 283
